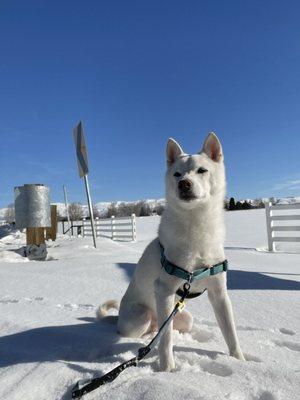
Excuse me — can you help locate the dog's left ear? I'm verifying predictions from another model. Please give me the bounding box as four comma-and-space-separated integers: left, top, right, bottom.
201, 132, 223, 162
166, 138, 184, 166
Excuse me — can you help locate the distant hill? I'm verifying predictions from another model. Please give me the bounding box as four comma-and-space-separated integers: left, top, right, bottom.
0, 196, 299, 221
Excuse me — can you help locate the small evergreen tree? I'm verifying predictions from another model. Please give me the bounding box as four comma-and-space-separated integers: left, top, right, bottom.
242, 201, 252, 210
229, 197, 236, 210
235, 201, 243, 210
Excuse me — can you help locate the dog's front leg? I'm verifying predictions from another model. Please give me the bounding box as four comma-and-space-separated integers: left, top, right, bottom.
154, 278, 176, 371
208, 286, 245, 361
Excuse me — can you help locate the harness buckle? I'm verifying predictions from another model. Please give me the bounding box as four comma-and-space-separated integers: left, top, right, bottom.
223, 260, 228, 271
188, 272, 193, 284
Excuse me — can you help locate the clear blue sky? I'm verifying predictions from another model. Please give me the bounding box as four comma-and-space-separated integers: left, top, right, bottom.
1, 0, 300, 207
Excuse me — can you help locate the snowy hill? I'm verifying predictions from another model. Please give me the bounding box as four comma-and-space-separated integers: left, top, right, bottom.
0, 209, 299, 399
1, 197, 300, 222
0, 199, 167, 220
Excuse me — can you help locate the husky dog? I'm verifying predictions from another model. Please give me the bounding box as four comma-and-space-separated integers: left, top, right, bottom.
98, 132, 244, 371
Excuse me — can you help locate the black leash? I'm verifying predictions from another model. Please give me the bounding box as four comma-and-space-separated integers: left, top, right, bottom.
71, 282, 201, 399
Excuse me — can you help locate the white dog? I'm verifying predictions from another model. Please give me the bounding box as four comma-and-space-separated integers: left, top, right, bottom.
98, 132, 245, 371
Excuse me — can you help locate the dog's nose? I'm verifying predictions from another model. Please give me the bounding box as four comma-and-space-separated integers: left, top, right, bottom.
178, 179, 192, 192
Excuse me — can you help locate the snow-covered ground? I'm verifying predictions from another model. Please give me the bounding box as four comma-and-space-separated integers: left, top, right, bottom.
0, 209, 299, 400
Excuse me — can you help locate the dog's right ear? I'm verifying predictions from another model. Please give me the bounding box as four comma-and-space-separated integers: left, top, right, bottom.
166, 138, 184, 166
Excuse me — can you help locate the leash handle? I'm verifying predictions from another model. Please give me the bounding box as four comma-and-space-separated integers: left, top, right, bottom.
72, 357, 138, 398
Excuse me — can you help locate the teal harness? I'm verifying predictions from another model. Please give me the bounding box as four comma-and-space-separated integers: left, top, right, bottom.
159, 242, 228, 297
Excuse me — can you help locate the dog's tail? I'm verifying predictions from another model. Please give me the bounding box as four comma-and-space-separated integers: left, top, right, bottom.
96, 300, 119, 321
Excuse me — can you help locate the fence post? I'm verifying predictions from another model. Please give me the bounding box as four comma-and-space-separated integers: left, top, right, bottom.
265, 201, 274, 251
95, 217, 99, 237
111, 215, 115, 240
82, 218, 86, 237
131, 213, 137, 241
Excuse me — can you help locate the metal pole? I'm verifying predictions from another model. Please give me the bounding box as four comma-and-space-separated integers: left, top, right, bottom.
83, 174, 97, 248
63, 185, 71, 238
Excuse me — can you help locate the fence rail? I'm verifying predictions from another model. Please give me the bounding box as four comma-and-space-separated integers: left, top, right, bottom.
82, 214, 136, 241
265, 201, 300, 251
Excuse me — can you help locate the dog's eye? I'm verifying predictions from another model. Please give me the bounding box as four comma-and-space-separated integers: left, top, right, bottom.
173, 172, 181, 177
197, 167, 208, 174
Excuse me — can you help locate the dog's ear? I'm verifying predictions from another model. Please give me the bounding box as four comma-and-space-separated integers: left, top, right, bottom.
166, 138, 184, 166
201, 132, 223, 162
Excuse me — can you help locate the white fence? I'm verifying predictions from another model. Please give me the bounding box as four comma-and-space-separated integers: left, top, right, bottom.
265, 201, 300, 251
82, 214, 137, 241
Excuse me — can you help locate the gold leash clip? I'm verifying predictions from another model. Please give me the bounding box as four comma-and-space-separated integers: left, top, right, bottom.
177, 299, 185, 312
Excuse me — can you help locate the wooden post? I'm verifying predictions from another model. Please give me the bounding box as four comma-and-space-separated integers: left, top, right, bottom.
46, 205, 57, 241
26, 227, 45, 245
36, 227, 46, 244
26, 228, 35, 245
265, 201, 274, 251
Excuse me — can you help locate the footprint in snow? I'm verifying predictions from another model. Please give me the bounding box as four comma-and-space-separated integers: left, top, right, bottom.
236, 325, 262, 332
191, 325, 215, 343
279, 327, 295, 336
201, 319, 218, 327
253, 390, 277, 400
58, 303, 95, 310
78, 303, 95, 309
0, 298, 19, 304
274, 340, 300, 352
243, 353, 262, 362
200, 360, 233, 377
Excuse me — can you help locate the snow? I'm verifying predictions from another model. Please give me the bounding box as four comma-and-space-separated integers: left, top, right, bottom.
0, 210, 299, 400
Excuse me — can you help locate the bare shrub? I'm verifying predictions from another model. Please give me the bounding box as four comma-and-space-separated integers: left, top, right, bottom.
139, 201, 151, 216
93, 204, 101, 219
4, 204, 15, 224
107, 202, 118, 218
57, 208, 66, 221
68, 203, 83, 221
153, 203, 165, 215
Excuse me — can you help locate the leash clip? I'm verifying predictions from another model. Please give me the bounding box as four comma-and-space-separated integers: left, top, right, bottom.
183, 281, 191, 293
177, 299, 185, 312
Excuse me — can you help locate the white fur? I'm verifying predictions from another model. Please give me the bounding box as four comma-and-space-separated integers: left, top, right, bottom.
99, 132, 244, 371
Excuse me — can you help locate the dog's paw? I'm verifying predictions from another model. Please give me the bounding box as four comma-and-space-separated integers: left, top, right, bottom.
159, 357, 176, 372
230, 349, 246, 361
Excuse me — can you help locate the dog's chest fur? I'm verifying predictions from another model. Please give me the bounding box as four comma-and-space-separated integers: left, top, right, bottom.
158, 203, 225, 271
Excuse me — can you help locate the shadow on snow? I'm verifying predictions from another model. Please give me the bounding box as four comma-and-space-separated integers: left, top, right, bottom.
0, 317, 141, 370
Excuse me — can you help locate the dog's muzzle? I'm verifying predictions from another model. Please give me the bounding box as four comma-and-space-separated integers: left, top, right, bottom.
178, 179, 196, 201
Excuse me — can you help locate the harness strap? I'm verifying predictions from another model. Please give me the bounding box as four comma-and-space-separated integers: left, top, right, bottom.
159, 242, 228, 283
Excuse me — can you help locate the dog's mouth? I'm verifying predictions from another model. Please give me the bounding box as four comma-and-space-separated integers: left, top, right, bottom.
179, 193, 197, 202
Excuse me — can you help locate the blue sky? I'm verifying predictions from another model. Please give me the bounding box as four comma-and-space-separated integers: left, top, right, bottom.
0, 0, 300, 207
